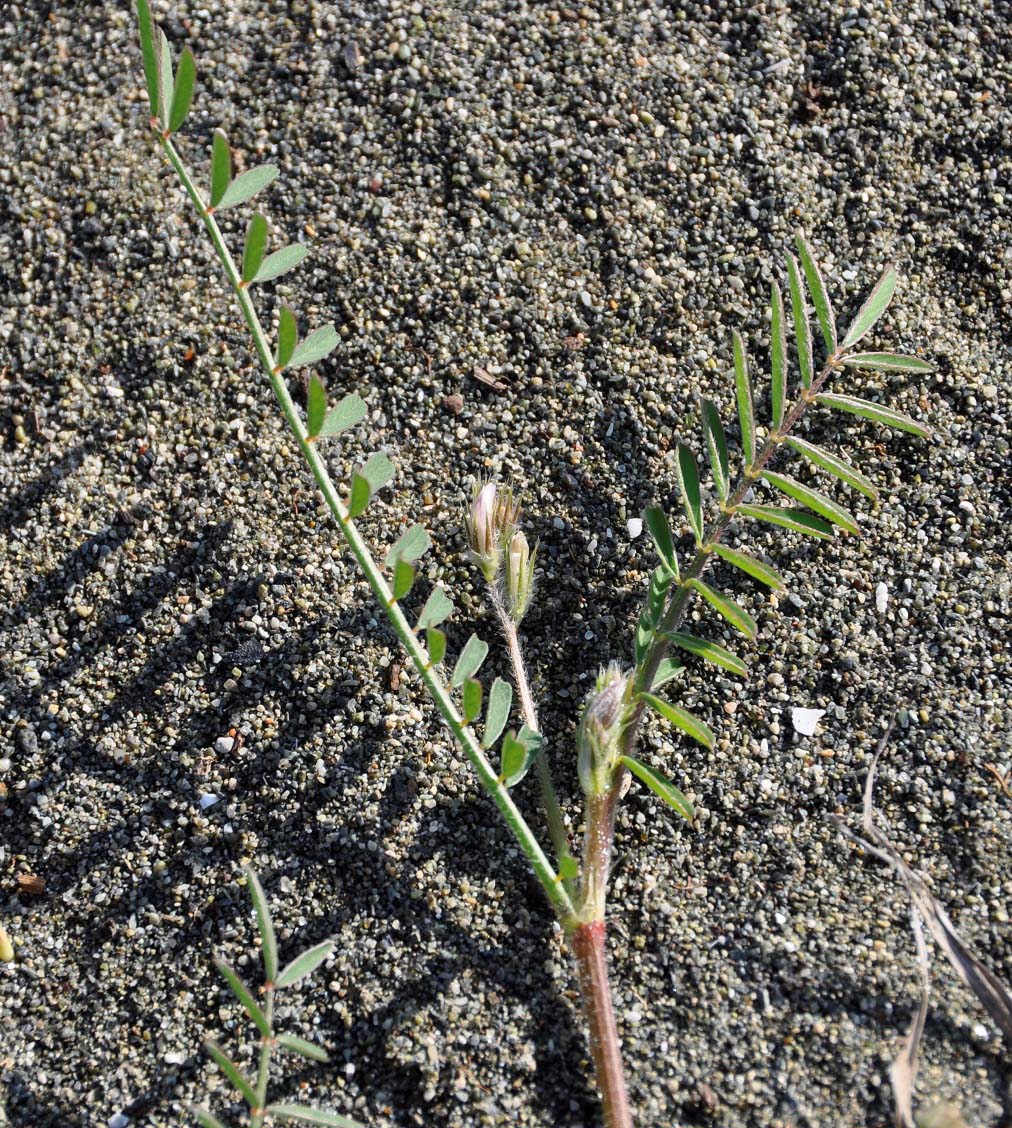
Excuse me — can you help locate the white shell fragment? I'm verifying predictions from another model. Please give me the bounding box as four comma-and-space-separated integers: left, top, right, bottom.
199, 793, 220, 810
875, 581, 889, 614
627, 517, 643, 539
791, 707, 826, 736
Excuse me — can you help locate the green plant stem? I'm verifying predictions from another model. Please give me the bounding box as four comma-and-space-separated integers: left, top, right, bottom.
250, 987, 275, 1128
154, 129, 576, 930
490, 590, 573, 884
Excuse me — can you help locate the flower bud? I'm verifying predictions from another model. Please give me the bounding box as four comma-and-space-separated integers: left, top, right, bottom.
464, 480, 522, 584
577, 665, 630, 797
505, 529, 536, 623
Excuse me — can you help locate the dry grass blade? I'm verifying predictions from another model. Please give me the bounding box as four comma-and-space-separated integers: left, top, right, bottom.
836, 728, 1012, 1125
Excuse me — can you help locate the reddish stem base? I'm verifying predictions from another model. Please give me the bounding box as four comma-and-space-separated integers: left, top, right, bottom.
571, 919, 632, 1128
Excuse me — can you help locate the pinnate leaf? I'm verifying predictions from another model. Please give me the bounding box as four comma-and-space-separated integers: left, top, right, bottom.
135, 0, 160, 120
787, 253, 814, 389
619, 754, 694, 821
666, 632, 747, 677
795, 231, 836, 354
762, 470, 860, 535
276, 1033, 329, 1063
675, 443, 704, 545
842, 265, 897, 348
483, 677, 513, 748
639, 691, 715, 749
276, 939, 334, 988
205, 1041, 257, 1107
244, 866, 277, 982
425, 627, 446, 666
770, 280, 787, 430
462, 677, 483, 724
319, 392, 366, 439
842, 352, 933, 373
253, 243, 309, 283
385, 523, 431, 568
276, 306, 297, 370
217, 164, 279, 211
169, 45, 196, 133
737, 503, 835, 540
643, 506, 678, 576
288, 324, 339, 370
266, 1105, 363, 1128
306, 374, 327, 438
713, 543, 784, 589
687, 577, 757, 639
241, 213, 268, 284
452, 634, 489, 688
417, 586, 453, 631
733, 329, 755, 468
210, 128, 231, 208
816, 393, 930, 437
700, 399, 730, 503
786, 436, 877, 500
213, 958, 270, 1037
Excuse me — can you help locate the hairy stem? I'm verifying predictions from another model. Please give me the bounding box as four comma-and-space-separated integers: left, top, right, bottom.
250, 986, 274, 1127
490, 590, 573, 883
571, 920, 631, 1128
154, 129, 577, 929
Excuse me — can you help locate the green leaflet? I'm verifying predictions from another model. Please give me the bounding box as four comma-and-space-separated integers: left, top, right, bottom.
385, 523, 431, 568
737, 503, 835, 540
306, 374, 328, 438
635, 565, 674, 664
787, 253, 813, 389
770, 280, 787, 430
786, 436, 878, 500
687, 577, 757, 639
618, 755, 694, 821
842, 265, 897, 348
733, 329, 755, 469
482, 677, 513, 749
253, 243, 309, 284
675, 443, 703, 545
276, 940, 334, 988
213, 958, 270, 1037
135, 0, 160, 120
425, 627, 446, 666
319, 393, 367, 439
762, 470, 860, 535
205, 1040, 257, 1107
210, 128, 231, 208
452, 633, 489, 688
156, 29, 173, 131
795, 231, 837, 355
841, 352, 933, 373
217, 164, 279, 210
168, 46, 196, 133
190, 1108, 227, 1128
712, 543, 785, 589
700, 398, 730, 503
816, 393, 931, 438
643, 506, 678, 577
288, 324, 339, 370
648, 657, 683, 692
665, 632, 747, 677
266, 1104, 364, 1127
417, 586, 453, 630
276, 1033, 329, 1063
275, 306, 297, 370
348, 451, 395, 517
244, 867, 277, 982
241, 213, 268, 283
391, 558, 415, 600
500, 725, 543, 787
639, 691, 715, 749
462, 677, 483, 724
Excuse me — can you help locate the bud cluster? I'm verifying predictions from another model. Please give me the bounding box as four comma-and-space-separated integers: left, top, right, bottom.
465, 480, 537, 623
577, 664, 631, 798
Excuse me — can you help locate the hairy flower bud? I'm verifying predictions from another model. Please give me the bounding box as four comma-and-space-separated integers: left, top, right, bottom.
577, 665, 630, 798
464, 480, 522, 584
505, 529, 536, 623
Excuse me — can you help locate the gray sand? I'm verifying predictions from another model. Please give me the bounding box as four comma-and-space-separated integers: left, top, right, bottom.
1, 1, 1010, 1126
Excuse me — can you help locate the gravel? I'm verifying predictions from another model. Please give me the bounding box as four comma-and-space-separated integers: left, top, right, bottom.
1, 1, 1010, 1126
